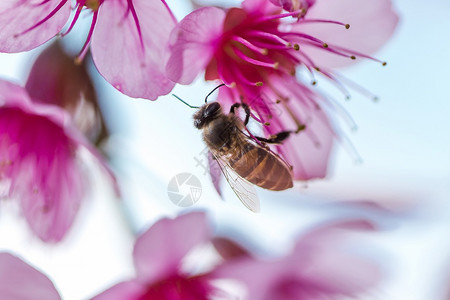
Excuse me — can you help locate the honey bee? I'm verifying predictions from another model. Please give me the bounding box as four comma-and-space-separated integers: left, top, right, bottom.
174, 85, 301, 212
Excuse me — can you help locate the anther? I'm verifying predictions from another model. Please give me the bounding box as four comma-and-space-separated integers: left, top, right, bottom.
322, 43, 328, 48
273, 62, 280, 69
276, 99, 281, 104
382, 61, 387, 66
345, 24, 350, 29
74, 57, 83, 65
255, 82, 263, 86
293, 44, 300, 51
264, 122, 271, 126
296, 124, 306, 132
350, 55, 356, 60
261, 48, 268, 55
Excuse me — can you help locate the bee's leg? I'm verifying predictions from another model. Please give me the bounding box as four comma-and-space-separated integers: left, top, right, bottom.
229, 103, 241, 114
255, 125, 306, 144
230, 103, 251, 125
255, 131, 291, 144
241, 103, 251, 125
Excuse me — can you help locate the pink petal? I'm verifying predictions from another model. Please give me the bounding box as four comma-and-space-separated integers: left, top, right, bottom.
242, 0, 279, 14
292, 220, 381, 296
214, 256, 289, 300
133, 212, 212, 282
0, 79, 115, 242
0, 253, 61, 300
275, 108, 334, 180
212, 237, 250, 260
166, 7, 226, 84
217, 219, 381, 299
92, 281, 147, 300
0, 107, 85, 242
0, 0, 71, 52
91, 0, 176, 100
297, 0, 399, 68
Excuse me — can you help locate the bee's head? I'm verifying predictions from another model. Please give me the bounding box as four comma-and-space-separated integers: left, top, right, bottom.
194, 102, 222, 129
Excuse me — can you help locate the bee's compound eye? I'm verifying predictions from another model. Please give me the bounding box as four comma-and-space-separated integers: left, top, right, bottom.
204, 102, 221, 117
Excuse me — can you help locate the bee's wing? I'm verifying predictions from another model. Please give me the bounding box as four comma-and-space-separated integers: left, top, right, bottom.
210, 151, 260, 212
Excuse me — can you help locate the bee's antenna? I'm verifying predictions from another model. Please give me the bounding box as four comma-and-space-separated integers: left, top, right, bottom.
172, 94, 200, 109
205, 83, 226, 103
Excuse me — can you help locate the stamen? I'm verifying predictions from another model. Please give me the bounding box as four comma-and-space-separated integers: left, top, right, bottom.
298, 39, 359, 61
75, 11, 98, 64
229, 63, 265, 86
281, 101, 310, 134
283, 32, 327, 47
331, 44, 387, 65
290, 49, 318, 83
85, 0, 100, 11
14, 0, 68, 37
251, 41, 293, 51
334, 128, 363, 164
232, 36, 268, 55
255, 10, 305, 23
333, 72, 380, 101
298, 19, 351, 29
245, 30, 291, 46
232, 47, 279, 69
315, 92, 358, 131
316, 69, 352, 99
160, 0, 177, 24
60, 2, 84, 37
217, 61, 237, 87
250, 111, 264, 123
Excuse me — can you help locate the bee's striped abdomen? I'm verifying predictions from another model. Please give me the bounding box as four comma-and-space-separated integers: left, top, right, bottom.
229, 144, 293, 191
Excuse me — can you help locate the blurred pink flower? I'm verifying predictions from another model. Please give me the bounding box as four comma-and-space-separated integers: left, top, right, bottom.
0, 79, 114, 242
0, 252, 61, 300
93, 212, 226, 300
0, 0, 176, 100
216, 219, 381, 300
167, 0, 398, 180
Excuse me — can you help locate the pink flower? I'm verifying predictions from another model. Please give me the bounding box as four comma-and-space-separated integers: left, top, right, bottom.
0, 0, 177, 99
0, 252, 61, 300
167, 0, 398, 180
0, 79, 114, 242
215, 219, 381, 300
93, 212, 227, 299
